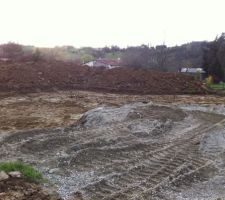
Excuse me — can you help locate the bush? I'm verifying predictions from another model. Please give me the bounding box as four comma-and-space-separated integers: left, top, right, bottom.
0, 161, 42, 182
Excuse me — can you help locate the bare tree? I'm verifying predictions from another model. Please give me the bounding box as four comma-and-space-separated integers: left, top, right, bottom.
155, 45, 168, 71
1, 43, 24, 60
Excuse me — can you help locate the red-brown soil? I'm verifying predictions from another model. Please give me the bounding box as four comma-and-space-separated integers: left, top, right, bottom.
0, 60, 207, 95
0, 177, 62, 200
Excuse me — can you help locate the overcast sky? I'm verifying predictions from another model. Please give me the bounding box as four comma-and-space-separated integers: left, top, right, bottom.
0, 0, 224, 48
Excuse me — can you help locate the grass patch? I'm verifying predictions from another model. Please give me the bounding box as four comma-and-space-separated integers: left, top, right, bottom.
209, 83, 225, 90
0, 161, 42, 182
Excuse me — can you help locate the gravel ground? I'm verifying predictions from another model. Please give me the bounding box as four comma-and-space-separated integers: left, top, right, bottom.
1, 99, 225, 200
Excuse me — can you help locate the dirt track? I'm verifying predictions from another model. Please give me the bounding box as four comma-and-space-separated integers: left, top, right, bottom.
0, 90, 224, 134
1, 91, 225, 200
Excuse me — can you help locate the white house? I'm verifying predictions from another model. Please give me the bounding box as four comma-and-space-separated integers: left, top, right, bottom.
180, 67, 206, 80
84, 58, 121, 69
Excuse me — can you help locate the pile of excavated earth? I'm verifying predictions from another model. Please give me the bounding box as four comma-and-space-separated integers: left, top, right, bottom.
0, 60, 207, 95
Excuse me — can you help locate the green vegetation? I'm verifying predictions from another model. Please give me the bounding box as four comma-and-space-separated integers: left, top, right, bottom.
105, 52, 122, 59
0, 161, 42, 182
209, 83, 225, 90
0, 41, 208, 71
203, 33, 225, 81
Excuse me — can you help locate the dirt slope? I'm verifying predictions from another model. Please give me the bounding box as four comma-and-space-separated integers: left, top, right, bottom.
0, 60, 206, 95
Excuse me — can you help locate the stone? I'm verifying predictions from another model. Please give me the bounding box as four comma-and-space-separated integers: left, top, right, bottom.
49, 168, 60, 174
0, 171, 9, 181
8, 171, 22, 178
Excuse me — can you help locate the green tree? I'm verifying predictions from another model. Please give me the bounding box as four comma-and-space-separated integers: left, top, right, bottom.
81, 54, 94, 63
32, 48, 42, 62
203, 33, 225, 81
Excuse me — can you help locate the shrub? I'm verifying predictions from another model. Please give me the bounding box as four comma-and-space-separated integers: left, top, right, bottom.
0, 161, 42, 182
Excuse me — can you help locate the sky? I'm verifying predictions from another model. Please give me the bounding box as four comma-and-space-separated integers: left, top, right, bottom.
0, 0, 224, 48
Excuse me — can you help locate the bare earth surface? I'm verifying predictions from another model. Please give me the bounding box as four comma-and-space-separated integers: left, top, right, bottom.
1, 91, 225, 200
0, 177, 62, 200
0, 60, 206, 95
0, 90, 224, 134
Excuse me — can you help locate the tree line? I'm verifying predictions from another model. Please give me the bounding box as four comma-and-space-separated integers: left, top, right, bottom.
0, 34, 224, 81
203, 33, 225, 81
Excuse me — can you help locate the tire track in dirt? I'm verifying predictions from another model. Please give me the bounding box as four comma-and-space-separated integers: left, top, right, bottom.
1, 104, 225, 199
71, 116, 225, 200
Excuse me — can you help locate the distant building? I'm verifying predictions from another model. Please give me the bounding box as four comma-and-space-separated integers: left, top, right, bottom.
180, 67, 206, 81
0, 47, 10, 61
0, 58, 10, 62
83, 58, 121, 69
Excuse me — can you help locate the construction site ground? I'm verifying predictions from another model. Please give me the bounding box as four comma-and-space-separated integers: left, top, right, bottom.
1, 90, 225, 200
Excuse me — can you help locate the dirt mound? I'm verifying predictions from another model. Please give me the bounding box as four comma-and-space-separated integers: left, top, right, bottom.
0, 177, 62, 200
78, 103, 186, 129
0, 60, 207, 95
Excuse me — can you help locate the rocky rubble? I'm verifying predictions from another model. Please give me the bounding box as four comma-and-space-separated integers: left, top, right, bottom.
0, 170, 62, 200
0, 171, 9, 181
0, 171, 22, 181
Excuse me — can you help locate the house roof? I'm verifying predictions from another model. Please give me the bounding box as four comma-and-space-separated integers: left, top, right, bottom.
181, 68, 206, 73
